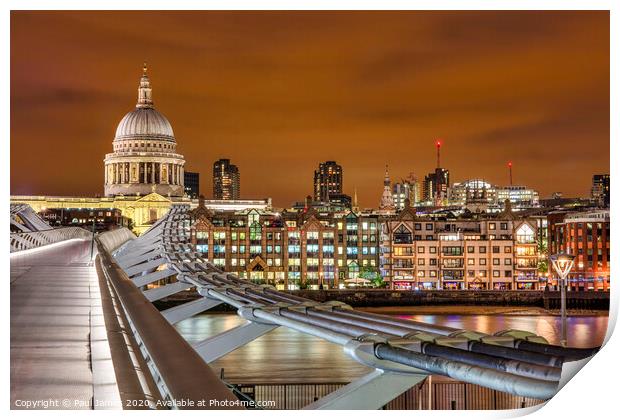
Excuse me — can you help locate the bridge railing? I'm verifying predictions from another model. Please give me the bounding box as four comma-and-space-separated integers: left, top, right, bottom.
10, 227, 93, 253
95, 230, 241, 409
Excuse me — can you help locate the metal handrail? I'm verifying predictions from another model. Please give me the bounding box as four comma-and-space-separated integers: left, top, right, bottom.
96, 238, 242, 410
10, 226, 92, 253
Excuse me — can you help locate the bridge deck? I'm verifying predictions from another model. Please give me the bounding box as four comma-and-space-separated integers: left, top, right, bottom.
10, 239, 120, 409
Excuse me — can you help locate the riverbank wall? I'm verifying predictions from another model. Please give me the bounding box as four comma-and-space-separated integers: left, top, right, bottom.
291, 289, 609, 310
156, 288, 609, 311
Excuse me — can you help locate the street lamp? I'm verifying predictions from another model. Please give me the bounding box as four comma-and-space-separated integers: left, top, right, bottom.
550, 252, 575, 347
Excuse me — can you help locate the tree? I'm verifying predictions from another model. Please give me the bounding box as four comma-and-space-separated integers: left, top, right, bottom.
359, 266, 387, 288
537, 235, 549, 275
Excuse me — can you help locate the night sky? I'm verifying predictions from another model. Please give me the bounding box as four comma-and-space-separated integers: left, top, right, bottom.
10, 11, 609, 207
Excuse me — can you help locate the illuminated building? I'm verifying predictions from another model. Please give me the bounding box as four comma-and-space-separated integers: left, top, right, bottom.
313, 161, 344, 202
447, 180, 538, 211
380, 200, 540, 290
591, 174, 610, 207
189, 200, 380, 290
184, 171, 200, 198
496, 185, 539, 209
448, 179, 497, 209
213, 159, 240, 200
104, 64, 185, 197
392, 174, 420, 210
548, 209, 609, 291
10, 195, 271, 235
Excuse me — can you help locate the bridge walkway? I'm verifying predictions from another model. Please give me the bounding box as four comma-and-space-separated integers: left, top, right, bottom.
10, 239, 120, 409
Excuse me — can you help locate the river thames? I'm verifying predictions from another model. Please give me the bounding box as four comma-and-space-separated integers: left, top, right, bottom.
175, 309, 609, 384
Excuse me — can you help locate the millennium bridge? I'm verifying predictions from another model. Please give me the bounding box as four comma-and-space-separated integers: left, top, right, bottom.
10, 203, 600, 410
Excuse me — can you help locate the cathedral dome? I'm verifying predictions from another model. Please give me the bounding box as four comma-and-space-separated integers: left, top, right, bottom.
114, 107, 175, 141
113, 63, 175, 142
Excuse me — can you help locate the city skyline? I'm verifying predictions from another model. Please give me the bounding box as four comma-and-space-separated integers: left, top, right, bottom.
10, 11, 609, 207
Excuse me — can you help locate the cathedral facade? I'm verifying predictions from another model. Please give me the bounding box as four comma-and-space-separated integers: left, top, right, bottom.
104, 64, 185, 197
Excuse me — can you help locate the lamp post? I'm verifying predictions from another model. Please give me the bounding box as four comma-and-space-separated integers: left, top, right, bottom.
550, 252, 575, 347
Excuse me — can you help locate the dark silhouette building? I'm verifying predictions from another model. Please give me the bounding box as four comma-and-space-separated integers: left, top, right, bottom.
591, 174, 610, 207
314, 161, 344, 202
213, 159, 240, 200
423, 168, 450, 204
184, 171, 200, 198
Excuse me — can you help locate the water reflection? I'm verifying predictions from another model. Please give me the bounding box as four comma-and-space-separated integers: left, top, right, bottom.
176, 312, 608, 384
403, 314, 608, 348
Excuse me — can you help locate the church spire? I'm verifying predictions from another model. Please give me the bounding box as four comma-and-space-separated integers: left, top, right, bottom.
384, 164, 390, 187
379, 164, 395, 212
137, 62, 153, 108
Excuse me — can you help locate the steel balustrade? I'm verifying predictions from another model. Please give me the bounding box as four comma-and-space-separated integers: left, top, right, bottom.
9, 204, 94, 252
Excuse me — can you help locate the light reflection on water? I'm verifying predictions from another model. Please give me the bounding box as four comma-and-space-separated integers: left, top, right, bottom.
176, 312, 608, 384
401, 314, 608, 348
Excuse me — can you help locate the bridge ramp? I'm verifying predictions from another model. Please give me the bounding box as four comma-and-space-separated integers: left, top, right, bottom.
10, 239, 119, 409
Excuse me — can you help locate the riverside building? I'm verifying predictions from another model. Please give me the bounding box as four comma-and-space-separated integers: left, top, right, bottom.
547, 209, 610, 291
379, 200, 539, 290
189, 198, 381, 290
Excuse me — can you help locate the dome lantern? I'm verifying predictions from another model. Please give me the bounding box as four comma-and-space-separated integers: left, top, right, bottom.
137, 62, 153, 108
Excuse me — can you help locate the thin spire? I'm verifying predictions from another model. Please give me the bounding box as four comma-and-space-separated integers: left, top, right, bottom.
143, 61, 148, 76
384, 164, 390, 187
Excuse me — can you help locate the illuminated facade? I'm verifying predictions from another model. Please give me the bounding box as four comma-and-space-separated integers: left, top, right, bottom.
548, 210, 609, 291
447, 180, 539, 211
380, 202, 540, 290
104, 64, 185, 197
496, 186, 539, 209
392, 174, 420, 210
10, 195, 271, 235
448, 179, 498, 209
189, 204, 380, 290
213, 159, 240, 200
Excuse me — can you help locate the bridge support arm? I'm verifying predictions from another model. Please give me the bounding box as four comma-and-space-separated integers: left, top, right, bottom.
193, 321, 278, 363
161, 297, 221, 324
303, 369, 427, 410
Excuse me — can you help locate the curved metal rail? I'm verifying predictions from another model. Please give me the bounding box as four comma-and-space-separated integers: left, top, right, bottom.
10, 203, 93, 252
10, 227, 93, 252
96, 237, 241, 410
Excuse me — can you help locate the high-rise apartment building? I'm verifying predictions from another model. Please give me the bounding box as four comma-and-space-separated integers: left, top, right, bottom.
314, 161, 343, 202
213, 159, 240, 200
591, 174, 610, 207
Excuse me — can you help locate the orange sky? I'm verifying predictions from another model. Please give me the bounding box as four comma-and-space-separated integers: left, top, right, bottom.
10, 11, 609, 207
